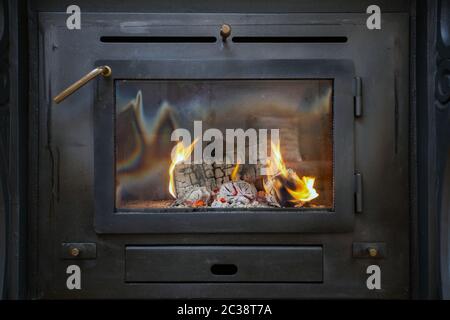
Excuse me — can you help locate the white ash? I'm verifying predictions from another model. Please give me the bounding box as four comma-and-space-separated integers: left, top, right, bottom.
211, 199, 269, 208
171, 175, 284, 209
173, 161, 264, 199
210, 181, 277, 208
216, 181, 257, 202
171, 186, 211, 207
264, 193, 281, 207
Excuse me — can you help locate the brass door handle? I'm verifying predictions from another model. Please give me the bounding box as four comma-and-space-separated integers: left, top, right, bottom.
53, 65, 112, 104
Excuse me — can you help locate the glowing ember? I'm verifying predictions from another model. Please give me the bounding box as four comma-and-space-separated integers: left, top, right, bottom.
168, 139, 198, 198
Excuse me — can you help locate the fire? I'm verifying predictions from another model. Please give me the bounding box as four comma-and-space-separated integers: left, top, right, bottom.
268, 141, 288, 176
231, 163, 240, 181
265, 141, 319, 205
168, 138, 318, 207
168, 139, 198, 198
287, 175, 319, 204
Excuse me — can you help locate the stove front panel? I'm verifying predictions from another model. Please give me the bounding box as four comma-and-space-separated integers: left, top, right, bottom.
31, 10, 411, 298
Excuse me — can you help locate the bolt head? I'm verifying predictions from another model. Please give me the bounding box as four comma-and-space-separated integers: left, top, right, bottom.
70, 247, 80, 257
102, 66, 112, 77
368, 248, 378, 257
220, 24, 231, 40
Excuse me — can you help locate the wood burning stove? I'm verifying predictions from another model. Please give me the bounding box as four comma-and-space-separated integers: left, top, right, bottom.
7, 0, 444, 300
36, 9, 410, 297
35, 9, 410, 298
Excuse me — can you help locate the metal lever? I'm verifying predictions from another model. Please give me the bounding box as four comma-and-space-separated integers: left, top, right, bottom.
53, 65, 112, 104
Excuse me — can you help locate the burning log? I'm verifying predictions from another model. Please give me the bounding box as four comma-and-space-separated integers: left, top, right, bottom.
168, 135, 319, 209
174, 163, 231, 198
263, 141, 319, 207
173, 163, 261, 199
264, 168, 319, 207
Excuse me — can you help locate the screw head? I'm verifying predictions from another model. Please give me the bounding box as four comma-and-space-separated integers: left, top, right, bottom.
70, 247, 80, 257
220, 24, 231, 41
101, 66, 112, 77
368, 248, 378, 257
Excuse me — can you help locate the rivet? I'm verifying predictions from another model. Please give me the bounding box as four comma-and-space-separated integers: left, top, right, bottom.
368, 248, 378, 257
220, 24, 231, 41
70, 247, 80, 257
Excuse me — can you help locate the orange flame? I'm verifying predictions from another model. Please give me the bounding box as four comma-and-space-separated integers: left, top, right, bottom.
287, 175, 319, 204
169, 139, 198, 198
268, 141, 288, 176
266, 141, 319, 204
231, 164, 240, 181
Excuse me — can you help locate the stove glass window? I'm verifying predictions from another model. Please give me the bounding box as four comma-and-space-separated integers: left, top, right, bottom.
115, 80, 333, 210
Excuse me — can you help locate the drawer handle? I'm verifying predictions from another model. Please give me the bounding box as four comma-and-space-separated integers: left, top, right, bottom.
211, 264, 238, 275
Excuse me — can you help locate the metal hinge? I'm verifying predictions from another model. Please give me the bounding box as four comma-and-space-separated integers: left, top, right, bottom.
355, 173, 363, 213
353, 77, 362, 117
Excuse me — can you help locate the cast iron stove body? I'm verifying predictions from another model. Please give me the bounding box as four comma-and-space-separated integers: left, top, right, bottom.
27, 1, 411, 298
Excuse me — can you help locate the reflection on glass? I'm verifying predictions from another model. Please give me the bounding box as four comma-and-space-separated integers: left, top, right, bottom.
115, 80, 333, 210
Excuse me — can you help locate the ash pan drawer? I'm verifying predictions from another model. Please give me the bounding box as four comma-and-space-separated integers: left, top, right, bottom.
125, 246, 323, 283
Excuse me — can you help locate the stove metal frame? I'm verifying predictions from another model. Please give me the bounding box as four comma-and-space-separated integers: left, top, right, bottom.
94, 59, 355, 233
